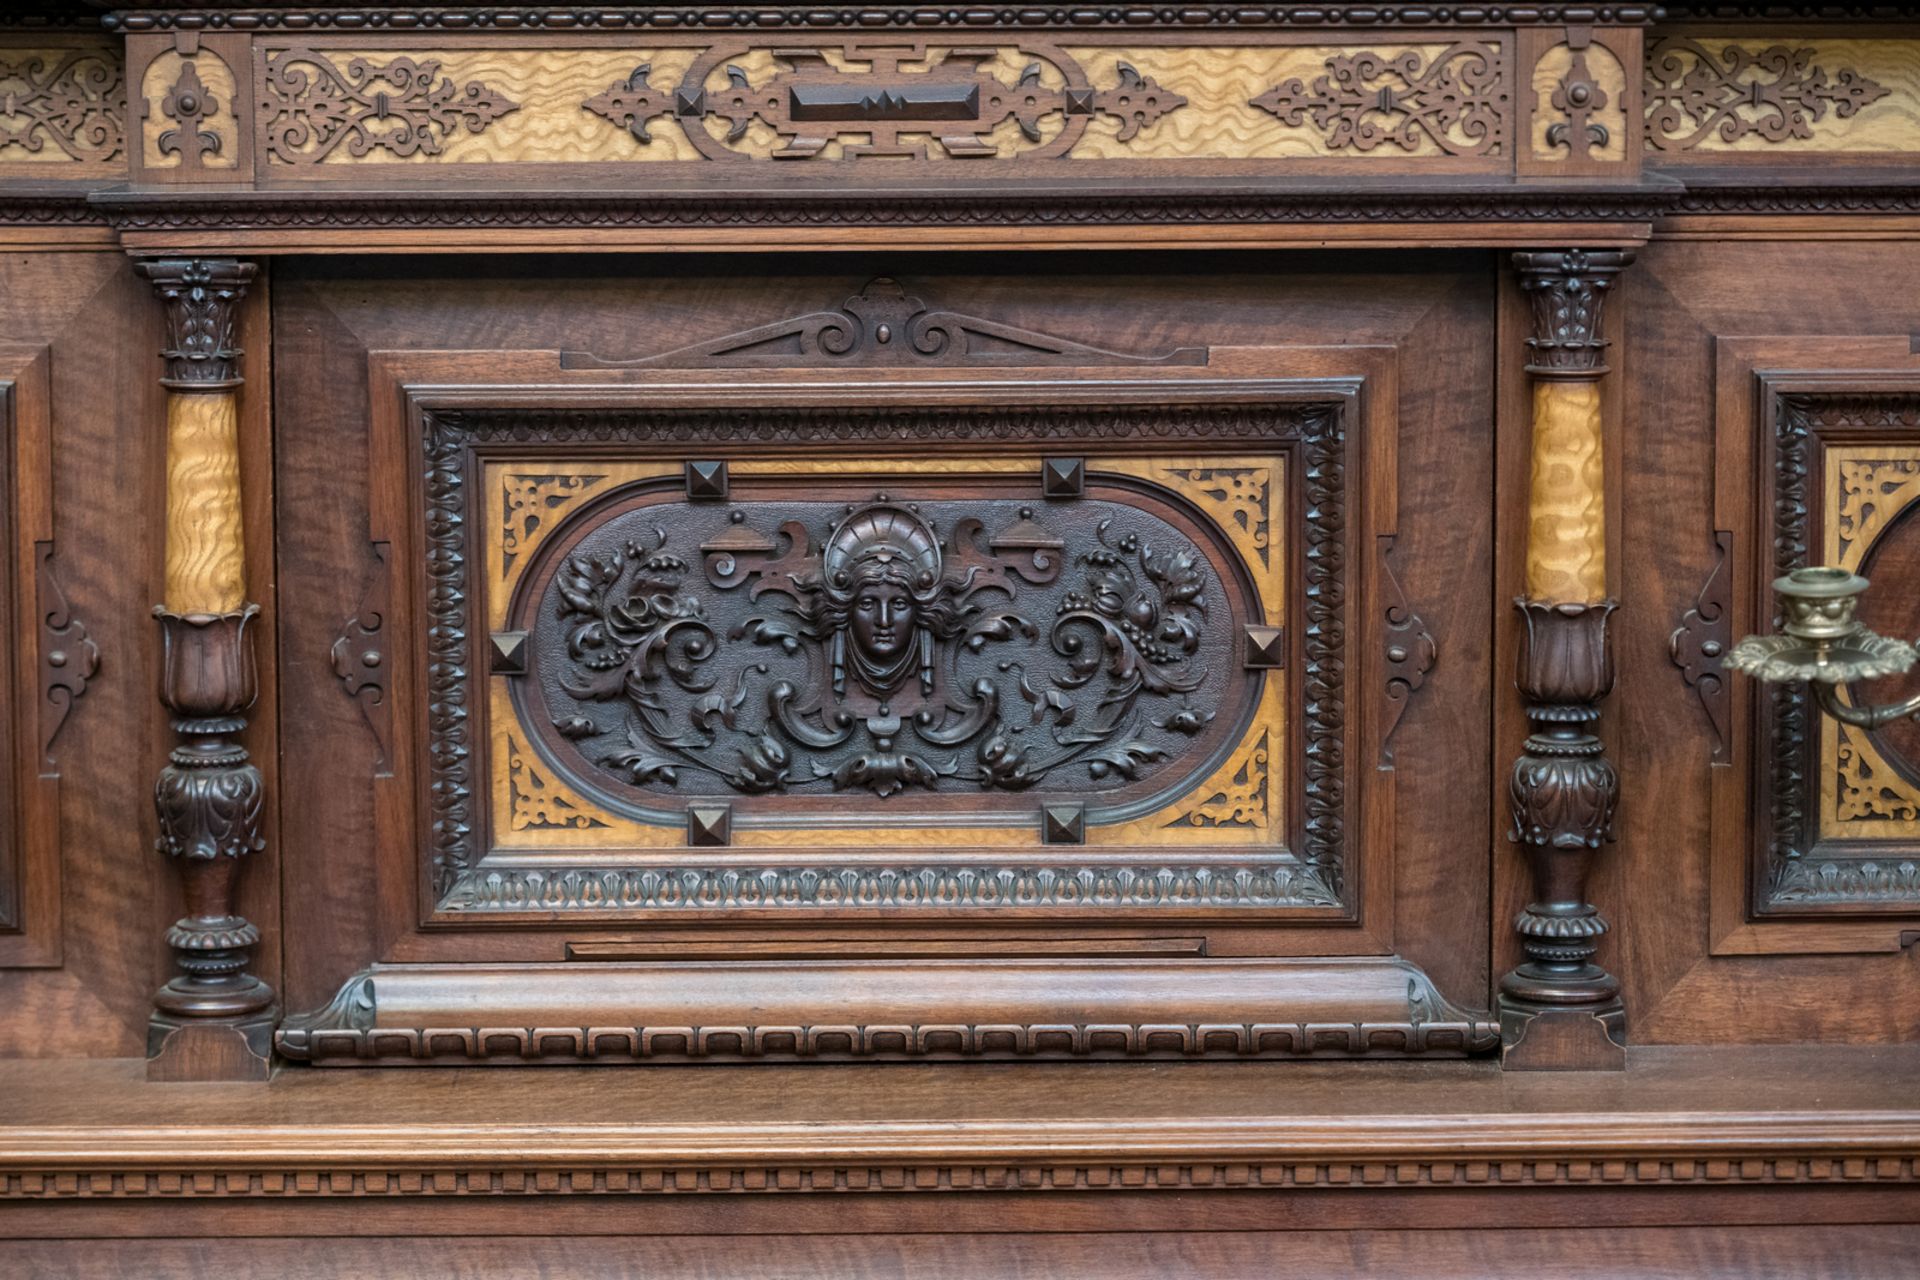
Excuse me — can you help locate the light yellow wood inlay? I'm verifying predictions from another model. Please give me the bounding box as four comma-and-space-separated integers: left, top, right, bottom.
0, 39, 126, 168
269, 48, 705, 164
1819, 444, 1920, 840
485, 452, 1286, 851
1524, 380, 1606, 604
139, 49, 240, 171
1071, 44, 1481, 160
1528, 41, 1628, 162
165, 390, 247, 614
1648, 38, 1920, 153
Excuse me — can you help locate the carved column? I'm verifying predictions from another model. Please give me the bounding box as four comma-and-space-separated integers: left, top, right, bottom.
1499, 249, 1631, 1070
140, 259, 275, 1081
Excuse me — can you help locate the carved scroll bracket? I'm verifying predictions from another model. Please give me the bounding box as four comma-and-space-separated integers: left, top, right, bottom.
1378, 534, 1435, 768
1669, 530, 1733, 764
331, 540, 393, 775
36, 541, 98, 768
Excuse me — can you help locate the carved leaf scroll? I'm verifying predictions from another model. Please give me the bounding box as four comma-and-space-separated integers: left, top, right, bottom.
0, 48, 125, 163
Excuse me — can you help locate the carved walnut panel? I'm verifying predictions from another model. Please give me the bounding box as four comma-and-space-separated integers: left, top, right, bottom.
1753, 392, 1920, 913
416, 397, 1355, 923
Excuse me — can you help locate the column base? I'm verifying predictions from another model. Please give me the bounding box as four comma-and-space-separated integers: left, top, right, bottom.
1497, 996, 1626, 1071
147, 1008, 277, 1082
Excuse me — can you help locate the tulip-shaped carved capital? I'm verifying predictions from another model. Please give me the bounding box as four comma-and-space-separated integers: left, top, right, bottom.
1516, 598, 1616, 709
156, 605, 259, 720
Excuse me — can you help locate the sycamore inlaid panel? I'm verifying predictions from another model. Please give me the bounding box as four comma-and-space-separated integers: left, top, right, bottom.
1647, 37, 1920, 153
1820, 444, 1920, 841
141, 48, 241, 171
164, 391, 248, 615
1524, 381, 1606, 605
1529, 40, 1628, 162
0, 38, 125, 170
482, 453, 1285, 853
251, 40, 1521, 165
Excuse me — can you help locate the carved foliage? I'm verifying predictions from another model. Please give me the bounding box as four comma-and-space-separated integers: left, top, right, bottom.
586, 43, 1184, 161
423, 401, 1351, 913
261, 49, 520, 164
137, 259, 255, 389
1252, 42, 1505, 157
1646, 39, 1891, 152
0, 47, 125, 163
565, 278, 1204, 370
1513, 250, 1632, 377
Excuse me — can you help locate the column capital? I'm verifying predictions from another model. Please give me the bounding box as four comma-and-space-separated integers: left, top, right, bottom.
1513, 249, 1634, 380
137, 258, 257, 391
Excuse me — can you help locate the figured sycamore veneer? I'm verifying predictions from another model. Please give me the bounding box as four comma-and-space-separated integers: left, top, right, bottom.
1524, 380, 1606, 605
164, 390, 247, 615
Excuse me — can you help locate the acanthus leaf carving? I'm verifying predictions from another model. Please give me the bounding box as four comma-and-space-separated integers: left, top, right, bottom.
1252, 42, 1505, 157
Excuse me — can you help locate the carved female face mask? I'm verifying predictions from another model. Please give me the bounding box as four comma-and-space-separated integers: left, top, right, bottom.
851, 579, 918, 662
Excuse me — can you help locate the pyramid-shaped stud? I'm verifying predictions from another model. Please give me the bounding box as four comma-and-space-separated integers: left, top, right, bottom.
1041, 457, 1084, 499
1040, 802, 1085, 845
1243, 625, 1286, 669
687, 803, 732, 848
685, 460, 728, 500
676, 86, 706, 117
489, 630, 529, 675
1065, 87, 1096, 115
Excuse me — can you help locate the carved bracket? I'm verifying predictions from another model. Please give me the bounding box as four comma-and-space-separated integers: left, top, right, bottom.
331, 541, 393, 774
1669, 530, 1733, 763
36, 542, 98, 768
1378, 534, 1436, 767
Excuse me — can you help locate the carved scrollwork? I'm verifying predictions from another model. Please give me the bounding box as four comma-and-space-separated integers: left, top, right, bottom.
544, 496, 1211, 801
1252, 42, 1505, 157
1378, 534, 1435, 768
1668, 530, 1732, 762
261, 49, 520, 164
585, 43, 1185, 162
36, 542, 98, 766
564, 278, 1204, 370
1646, 40, 1890, 153
331, 541, 392, 772
0, 48, 125, 163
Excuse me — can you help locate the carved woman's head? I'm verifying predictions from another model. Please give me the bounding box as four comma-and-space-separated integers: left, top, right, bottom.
817, 502, 955, 697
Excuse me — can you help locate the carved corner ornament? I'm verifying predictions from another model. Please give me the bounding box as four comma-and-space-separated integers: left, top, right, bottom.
1378, 535, 1435, 767
1668, 531, 1733, 763
35, 542, 98, 767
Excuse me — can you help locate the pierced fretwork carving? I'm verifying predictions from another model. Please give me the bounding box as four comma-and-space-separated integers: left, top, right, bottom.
1252, 42, 1505, 157
1669, 530, 1732, 763
35, 542, 97, 766
591, 42, 1184, 162
0, 48, 125, 163
564, 278, 1204, 370
261, 49, 520, 164
1645, 40, 1890, 153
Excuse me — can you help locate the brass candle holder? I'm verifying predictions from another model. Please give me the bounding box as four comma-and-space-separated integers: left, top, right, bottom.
1726, 567, 1920, 730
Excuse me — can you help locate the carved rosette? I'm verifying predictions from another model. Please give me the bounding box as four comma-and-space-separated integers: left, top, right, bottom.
138, 258, 255, 391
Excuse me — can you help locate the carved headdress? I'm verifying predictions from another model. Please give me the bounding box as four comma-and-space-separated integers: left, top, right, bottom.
817, 502, 952, 697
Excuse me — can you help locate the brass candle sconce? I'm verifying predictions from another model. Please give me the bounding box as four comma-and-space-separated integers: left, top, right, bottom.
1726, 567, 1920, 728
